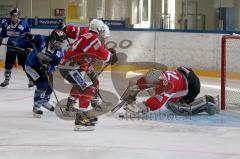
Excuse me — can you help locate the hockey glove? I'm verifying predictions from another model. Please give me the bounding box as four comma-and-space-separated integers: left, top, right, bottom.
108, 48, 118, 65
26, 33, 35, 42
39, 64, 48, 72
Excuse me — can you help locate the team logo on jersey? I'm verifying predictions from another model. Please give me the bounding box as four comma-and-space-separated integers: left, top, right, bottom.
18, 25, 24, 31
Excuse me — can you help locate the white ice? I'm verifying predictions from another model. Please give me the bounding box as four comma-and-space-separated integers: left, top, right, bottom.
0, 69, 240, 159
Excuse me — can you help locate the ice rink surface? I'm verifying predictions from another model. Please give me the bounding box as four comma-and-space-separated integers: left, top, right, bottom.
0, 69, 240, 159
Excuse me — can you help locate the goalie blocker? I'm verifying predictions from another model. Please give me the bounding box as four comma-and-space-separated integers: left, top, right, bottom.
121, 66, 220, 116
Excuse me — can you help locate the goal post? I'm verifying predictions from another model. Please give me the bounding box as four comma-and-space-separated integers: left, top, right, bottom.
221, 34, 240, 110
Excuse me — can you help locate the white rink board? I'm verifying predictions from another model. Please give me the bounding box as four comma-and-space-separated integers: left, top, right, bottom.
1, 28, 237, 72
155, 32, 221, 70
109, 31, 156, 62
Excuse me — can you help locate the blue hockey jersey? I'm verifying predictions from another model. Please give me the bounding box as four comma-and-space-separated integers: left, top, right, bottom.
0, 19, 30, 51
25, 35, 65, 73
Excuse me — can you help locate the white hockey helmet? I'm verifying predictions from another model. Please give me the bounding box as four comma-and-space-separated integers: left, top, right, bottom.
103, 24, 110, 37
99, 24, 110, 43
89, 19, 110, 43
89, 19, 105, 35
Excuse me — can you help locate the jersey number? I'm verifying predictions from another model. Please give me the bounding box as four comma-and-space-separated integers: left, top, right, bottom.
165, 71, 179, 80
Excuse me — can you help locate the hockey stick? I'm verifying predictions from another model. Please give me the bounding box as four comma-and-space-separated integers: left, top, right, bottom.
110, 84, 158, 114
94, 63, 109, 79
37, 55, 64, 114
1, 43, 27, 52
94, 63, 109, 101
38, 57, 60, 103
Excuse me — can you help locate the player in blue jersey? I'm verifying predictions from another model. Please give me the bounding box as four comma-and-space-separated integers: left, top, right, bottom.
0, 8, 33, 88
24, 29, 67, 117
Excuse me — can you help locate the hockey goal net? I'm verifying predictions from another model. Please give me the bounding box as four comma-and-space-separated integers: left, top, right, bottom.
221, 35, 240, 110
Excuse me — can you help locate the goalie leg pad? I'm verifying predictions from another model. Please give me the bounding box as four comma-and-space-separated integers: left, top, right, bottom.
166, 95, 219, 115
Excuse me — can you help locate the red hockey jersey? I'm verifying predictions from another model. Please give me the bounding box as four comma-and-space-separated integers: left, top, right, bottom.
65, 24, 88, 40
61, 32, 111, 71
137, 70, 188, 111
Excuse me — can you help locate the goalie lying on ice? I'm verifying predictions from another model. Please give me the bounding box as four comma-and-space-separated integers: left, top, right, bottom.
122, 66, 220, 116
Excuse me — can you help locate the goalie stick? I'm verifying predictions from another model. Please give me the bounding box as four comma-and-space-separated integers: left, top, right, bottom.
110, 100, 127, 113
110, 83, 133, 114
110, 83, 158, 114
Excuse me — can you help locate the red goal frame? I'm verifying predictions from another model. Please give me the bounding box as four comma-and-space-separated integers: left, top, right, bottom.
221, 35, 240, 110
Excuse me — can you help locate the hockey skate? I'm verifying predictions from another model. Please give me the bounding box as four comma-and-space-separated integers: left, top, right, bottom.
33, 107, 43, 118
42, 103, 55, 112
55, 97, 101, 122
0, 80, 9, 88
74, 111, 96, 131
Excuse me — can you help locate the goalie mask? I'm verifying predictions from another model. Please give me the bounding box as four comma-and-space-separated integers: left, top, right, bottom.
145, 68, 166, 85
49, 29, 67, 49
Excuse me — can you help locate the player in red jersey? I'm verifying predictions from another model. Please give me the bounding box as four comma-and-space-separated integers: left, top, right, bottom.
57, 19, 117, 130
121, 66, 219, 116
61, 20, 115, 109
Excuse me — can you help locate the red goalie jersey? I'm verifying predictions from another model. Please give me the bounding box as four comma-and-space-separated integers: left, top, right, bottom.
136, 69, 188, 111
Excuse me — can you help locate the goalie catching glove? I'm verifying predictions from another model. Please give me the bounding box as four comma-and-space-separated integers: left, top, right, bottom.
121, 81, 140, 104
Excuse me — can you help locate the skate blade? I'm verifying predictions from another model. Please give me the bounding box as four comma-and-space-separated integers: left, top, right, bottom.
0, 85, 8, 89
33, 113, 42, 118
74, 125, 95, 131
28, 85, 35, 89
